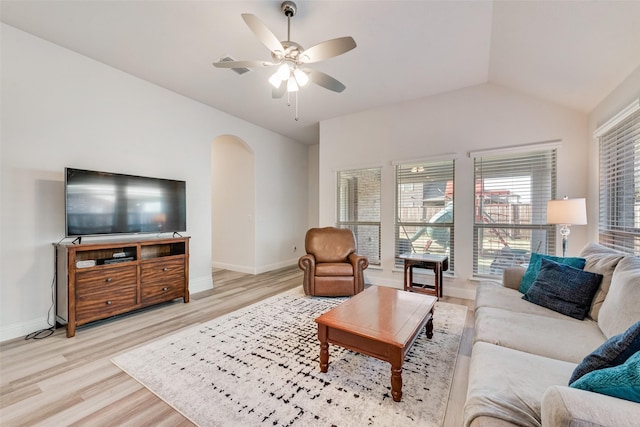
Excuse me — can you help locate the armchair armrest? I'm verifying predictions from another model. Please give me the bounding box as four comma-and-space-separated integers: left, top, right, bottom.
298, 254, 316, 295
542, 385, 640, 426
348, 253, 369, 272
502, 266, 525, 290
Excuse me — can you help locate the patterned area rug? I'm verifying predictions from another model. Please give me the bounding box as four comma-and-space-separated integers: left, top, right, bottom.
112, 286, 467, 427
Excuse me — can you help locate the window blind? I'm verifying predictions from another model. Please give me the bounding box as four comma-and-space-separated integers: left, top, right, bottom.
395, 160, 455, 271
336, 168, 381, 265
473, 149, 557, 276
599, 108, 640, 254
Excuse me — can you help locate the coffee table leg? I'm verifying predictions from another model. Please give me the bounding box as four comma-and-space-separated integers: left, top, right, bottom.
390, 347, 403, 402
318, 324, 329, 373
391, 364, 403, 402
425, 310, 434, 339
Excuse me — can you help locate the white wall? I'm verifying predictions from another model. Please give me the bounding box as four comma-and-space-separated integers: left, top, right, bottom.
587, 65, 640, 242
319, 83, 589, 298
0, 24, 308, 341
212, 136, 255, 273
307, 144, 320, 229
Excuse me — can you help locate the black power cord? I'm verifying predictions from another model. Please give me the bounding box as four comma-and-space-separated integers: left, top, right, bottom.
24, 272, 56, 340
25, 237, 65, 340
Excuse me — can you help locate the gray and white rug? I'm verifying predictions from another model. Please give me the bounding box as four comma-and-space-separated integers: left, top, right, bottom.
112, 286, 467, 427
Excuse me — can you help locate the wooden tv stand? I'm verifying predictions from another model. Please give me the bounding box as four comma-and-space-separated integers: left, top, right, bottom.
55, 236, 190, 337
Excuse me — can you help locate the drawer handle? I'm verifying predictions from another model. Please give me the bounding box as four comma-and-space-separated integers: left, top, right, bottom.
105, 278, 113, 283
106, 300, 112, 305
162, 267, 168, 272
162, 287, 169, 291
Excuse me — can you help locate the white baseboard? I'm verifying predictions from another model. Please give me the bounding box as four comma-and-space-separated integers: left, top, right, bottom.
213, 259, 299, 275
190, 274, 213, 293
255, 258, 298, 274
212, 261, 256, 274
1, 317, 52, 343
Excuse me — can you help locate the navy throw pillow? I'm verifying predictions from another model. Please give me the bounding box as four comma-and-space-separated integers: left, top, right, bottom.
522, 258, 602, 320
569, 321, 640, 384
519, 253, 586, 294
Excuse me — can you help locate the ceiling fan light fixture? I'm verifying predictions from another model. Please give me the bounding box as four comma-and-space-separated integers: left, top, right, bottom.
277, 63, 291, 80
268, 73, 282, 88
293, 68, 309, 86
287, 77, 299, 92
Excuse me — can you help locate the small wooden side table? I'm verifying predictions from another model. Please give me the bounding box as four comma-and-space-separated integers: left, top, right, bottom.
399, 253, 449, 297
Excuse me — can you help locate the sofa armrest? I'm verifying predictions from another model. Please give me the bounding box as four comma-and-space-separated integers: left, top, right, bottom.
502, 267, 525, 290
542, 385, 640, 426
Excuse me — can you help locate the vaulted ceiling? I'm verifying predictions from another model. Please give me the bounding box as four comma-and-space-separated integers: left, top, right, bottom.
2, 1, 640, 144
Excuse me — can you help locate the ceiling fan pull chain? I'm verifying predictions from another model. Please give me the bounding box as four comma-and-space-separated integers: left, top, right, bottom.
287, 91, 291, 107
295, 91, 299, 121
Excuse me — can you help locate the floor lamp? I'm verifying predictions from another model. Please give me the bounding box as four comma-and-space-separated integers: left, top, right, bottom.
547, 197, 587, 257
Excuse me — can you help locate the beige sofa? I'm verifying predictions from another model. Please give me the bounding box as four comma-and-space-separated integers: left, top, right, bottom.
464, 243, 640, 426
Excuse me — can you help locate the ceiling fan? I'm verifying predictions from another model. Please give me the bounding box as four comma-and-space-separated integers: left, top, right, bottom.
212, 1, 356, 102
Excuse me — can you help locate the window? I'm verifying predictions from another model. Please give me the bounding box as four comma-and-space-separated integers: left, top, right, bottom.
395, 159, 455, 270
336, 168, 381, 265
598, 105, 640, 254
472, 146, 557, 277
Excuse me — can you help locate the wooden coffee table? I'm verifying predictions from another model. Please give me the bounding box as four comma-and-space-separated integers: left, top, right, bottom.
315, 286, 437, 402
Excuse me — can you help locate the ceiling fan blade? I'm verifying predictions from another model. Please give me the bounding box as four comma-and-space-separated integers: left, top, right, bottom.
241, 13, 284, 55
212, 60, 275, 69
299, 37, 357, 63
308, 70, 346, 93
272, 84, 286, 99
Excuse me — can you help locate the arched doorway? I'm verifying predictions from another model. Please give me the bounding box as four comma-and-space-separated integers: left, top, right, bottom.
211, 135, 255, 273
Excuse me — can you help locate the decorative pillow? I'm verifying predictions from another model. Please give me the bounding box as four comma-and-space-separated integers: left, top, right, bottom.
569, 321, 640, 384
519, 253, 586, 294
522, 259, 602, 320
570, 351, 640, 403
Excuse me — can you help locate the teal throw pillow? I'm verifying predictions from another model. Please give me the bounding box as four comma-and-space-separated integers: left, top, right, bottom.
519, 253, 586, 294
570, 321, 640, 384
570, 351, 640, 403
522, 259, 602, 320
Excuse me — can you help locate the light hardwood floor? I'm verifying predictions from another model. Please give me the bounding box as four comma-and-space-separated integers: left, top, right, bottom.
0, 267, 474, 426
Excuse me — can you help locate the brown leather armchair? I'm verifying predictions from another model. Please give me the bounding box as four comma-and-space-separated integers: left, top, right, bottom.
298, 227, 369, 296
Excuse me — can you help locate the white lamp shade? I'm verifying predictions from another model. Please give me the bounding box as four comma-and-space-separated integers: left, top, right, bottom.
547, 198, 587, 225
268, 73, 282, 89
293, 68, 309, 86
277, 63, 291, 80
287, 77, 299, 92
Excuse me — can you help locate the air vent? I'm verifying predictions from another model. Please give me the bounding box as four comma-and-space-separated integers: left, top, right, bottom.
218, 56, 251, 75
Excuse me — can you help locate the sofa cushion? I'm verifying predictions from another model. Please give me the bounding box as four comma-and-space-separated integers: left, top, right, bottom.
578, 243, 625, 320
464, 342, 576, 427
474, 307, 606, 363
570, 351, 640, 403
522, 259, 602, 320
519, 253, 586, 294
569, 320, 640, 384
475, 282, 571, 320
598, 255, 640, 338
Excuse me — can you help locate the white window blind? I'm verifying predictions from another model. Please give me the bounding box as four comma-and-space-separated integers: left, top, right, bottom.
473, 149, 557, 276
336, 168, 381, 265
395, 160, 455, 270
599, 108, 640, 254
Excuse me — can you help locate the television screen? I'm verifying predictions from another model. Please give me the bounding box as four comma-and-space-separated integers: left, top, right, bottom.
65, 168, 186, 237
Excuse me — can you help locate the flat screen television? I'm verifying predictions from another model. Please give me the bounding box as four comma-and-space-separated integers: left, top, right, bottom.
65, 168, 186, 237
